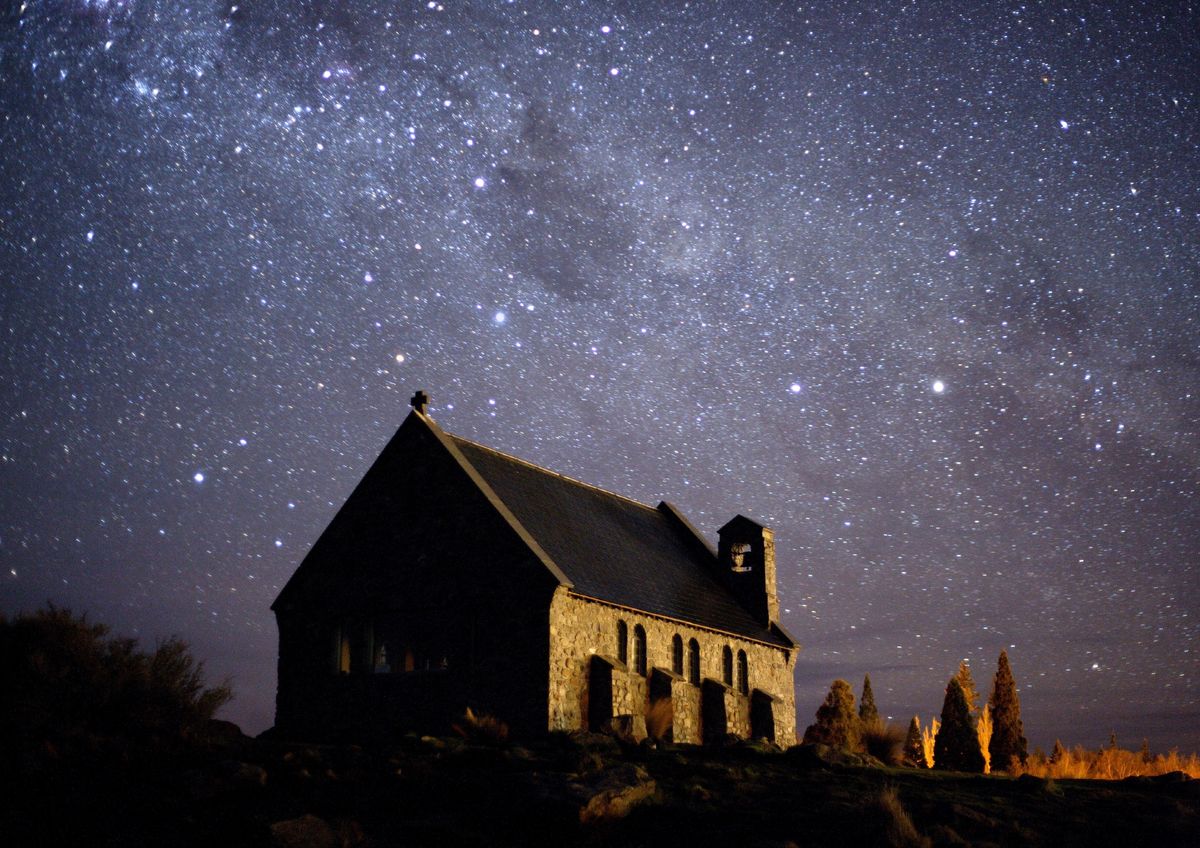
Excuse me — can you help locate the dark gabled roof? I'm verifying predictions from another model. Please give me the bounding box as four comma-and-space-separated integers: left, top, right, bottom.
449, 434, 793, 648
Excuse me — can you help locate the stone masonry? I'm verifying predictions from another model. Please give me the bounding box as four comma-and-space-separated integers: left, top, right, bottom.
548, 588, 797, 745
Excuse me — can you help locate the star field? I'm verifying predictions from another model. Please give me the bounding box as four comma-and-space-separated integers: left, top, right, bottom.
1, 1, 1197, 751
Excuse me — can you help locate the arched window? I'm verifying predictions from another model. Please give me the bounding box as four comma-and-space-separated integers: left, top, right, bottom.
633, 624, 648, 676
616, 620, 628, 665
737, 650, 749, 694
688, 638, 701, 685
671, 634, 684, 675
722, 645, 734, 687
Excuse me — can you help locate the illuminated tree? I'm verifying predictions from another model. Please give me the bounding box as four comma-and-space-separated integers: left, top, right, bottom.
921, 717, 940, 768
859, 674, 880, 727
934, 677, 985, 772
987, 649, 1028, 771
976, 704, 993, 773
954, 659, 979, 720
803, 679, 861, 751
903, 716, 925, 768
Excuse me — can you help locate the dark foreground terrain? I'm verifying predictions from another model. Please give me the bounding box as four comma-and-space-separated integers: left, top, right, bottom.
6, 727, 1198, 847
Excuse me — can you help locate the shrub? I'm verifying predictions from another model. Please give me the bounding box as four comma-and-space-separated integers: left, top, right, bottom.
862, 720, 906, 766
452, 707, 509, 744
802, 679, 861, 751
0, 605, 231, 762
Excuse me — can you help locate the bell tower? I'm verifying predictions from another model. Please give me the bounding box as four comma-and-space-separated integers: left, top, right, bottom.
717, 515, 779, 626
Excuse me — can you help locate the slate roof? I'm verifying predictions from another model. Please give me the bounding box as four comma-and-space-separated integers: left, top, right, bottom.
450, 435, 793, 648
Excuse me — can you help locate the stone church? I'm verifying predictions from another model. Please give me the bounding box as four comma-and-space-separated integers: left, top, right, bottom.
272, 392, 799, 744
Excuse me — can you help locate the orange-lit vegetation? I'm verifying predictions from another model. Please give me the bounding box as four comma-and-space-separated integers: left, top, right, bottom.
807, 650, 1197, 779
1016, 743, 1200, 780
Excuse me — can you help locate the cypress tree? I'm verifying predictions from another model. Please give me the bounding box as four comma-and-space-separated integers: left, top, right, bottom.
859, 674, 880, 727
903, 716, 925, 768
987, 650, 1028, 771
802, 679, 861, 751
934, 677, 985, 772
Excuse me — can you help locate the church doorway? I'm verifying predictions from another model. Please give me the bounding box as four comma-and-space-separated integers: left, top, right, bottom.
587, 656, 614, 732
750, 690, 776, 741
701, 679, 728, 744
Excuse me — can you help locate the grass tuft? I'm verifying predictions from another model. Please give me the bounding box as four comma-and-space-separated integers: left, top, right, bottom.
451, 708, 509, 745
875, 785, 932, 848
862, 721, 907, 767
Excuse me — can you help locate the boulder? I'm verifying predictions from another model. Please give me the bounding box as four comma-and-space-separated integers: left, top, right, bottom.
578, 764, 658, 823
270, 814, 337, 848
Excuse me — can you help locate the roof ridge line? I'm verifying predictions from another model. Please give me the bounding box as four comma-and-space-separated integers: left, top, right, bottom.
448, 432, 663, 513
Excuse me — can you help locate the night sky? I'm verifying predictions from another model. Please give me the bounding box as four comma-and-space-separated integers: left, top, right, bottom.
2, 1, 1197, 753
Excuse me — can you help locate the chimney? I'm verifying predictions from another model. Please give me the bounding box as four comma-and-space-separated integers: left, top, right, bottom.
716, 515, 779, 626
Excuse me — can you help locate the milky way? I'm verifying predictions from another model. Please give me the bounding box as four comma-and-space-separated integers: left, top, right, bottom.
2, 1, 1197, 751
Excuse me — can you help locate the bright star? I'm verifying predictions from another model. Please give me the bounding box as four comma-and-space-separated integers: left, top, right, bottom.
193, 472, 205, 483
494, 311, 506, 324
932, 380, 945, 394
474, 176, 486, 188
789, 383, 802, 394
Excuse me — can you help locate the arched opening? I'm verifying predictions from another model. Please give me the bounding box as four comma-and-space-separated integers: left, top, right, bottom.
616, 619, 628, 665
671, 634, 684, 675
722, 645, 733, 687
633, 624, 647, 676
687, 638, 701, 685
737, 650, 749, 694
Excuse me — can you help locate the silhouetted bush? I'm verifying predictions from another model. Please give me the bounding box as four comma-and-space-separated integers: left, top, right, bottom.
452, 707, 509, 744
0, 605, 231, 763
862, 720, 907, 766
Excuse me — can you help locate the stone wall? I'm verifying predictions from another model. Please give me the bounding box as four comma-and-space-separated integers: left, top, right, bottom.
548, 588, 798, 745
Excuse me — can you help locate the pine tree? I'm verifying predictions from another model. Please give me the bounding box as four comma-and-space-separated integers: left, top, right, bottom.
859, 674, 880, 727
987, 649, 1028, 772
1140, 738, 1151, 764
802, 679, 861, 751
954, 659, 979, 720
934, 677, 985, 772
903, 716, 925, 768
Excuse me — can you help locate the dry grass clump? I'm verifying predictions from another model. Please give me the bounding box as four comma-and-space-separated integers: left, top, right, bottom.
452, 707, 509, 745
645, 698, 673, 743
874, 785, 932, 848
1015, 743, 1200, 780
862, 721, 907, 766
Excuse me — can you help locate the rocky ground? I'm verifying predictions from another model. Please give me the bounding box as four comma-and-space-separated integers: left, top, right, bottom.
5, 726, 1198, 847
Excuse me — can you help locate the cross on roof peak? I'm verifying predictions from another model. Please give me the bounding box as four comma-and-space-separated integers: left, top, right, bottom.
410, 390, 430, 415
